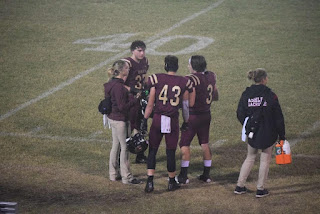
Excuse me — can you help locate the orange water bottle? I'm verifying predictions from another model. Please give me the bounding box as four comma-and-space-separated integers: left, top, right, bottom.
275, 140, 284, 164
282, 140, 292, 164
275, 140, 292, 165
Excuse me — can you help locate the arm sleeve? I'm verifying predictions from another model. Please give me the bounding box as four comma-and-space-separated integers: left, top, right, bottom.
182, 99, 189, 122
115, 85, 137, 112
236, 93, 247, 125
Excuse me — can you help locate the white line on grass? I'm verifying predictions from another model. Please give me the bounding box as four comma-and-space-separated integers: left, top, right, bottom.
0, 129, 228, 148
0, 131, 108, 143
0, 0, 225, 122
0, 52, 127, 122
0, 130, 228, 149
290, 120, 320, 147
1, 120, 320, 159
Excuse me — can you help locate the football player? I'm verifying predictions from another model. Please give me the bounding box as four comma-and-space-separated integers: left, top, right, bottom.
177, 55, 219, 184
141, 55, 193, 192
122, 40, 149, 164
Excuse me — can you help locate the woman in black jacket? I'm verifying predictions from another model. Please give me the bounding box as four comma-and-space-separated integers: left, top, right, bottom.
234, 68, 285, 198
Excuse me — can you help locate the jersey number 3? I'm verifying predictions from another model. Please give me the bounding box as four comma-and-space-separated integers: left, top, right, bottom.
135, 74, 146, 90
206, 84, 213, 104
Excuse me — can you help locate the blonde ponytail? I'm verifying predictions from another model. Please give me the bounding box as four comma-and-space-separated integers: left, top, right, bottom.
107, 60, 128, 79
247, 68, 267, 83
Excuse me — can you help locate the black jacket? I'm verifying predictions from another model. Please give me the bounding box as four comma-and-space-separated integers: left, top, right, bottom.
237, 84, 285, 149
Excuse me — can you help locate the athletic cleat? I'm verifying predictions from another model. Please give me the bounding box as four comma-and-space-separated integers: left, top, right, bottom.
234, 186, 247, 194
256, 189, 269, 198
176, 175, 189, 184
198, 174, 212, 183
168, 180, 181, 191
145, 180, 154, 193
129, 178, 142, 185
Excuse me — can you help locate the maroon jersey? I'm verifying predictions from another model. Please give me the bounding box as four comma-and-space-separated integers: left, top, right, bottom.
148, 73, 193, 117
187, 71, 217, 113
123, 57, 149, 90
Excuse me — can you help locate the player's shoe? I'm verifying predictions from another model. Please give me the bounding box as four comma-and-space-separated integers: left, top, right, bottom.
198, 174, 212, 183
129, 178, 142, 185
145, 180, 154, 193
234, 186, 247, 194
176, 175, 189, 184
256, 189, 269, 198
168, 180, 181, 191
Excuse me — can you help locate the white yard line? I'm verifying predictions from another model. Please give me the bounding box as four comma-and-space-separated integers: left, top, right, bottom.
0, 129, 226, 149
294, 154, 320, 159
0, 131, 108, 143
0, 0, 225, 122
1, 120, 319, 159
290, 120, 320, 147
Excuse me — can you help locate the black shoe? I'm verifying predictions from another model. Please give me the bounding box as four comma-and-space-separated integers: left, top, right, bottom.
145, 180, 154, 193
198, 174, 212, 183
129, 178, 142, 185
176, 175, 189, 184
168, 180, 181, 191
234, 186, 247, 194
256, 189, 269, 198
136, 156, 147, 164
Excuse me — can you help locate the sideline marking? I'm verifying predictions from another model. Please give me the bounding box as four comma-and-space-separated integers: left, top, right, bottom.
1, 120, 319, 159
89, 130, 104, 138
290, 120, 320, 147
0, 130, 227, 148
294, 154, 320, 159
0, 131, 108, 144
0, 0, 225, 122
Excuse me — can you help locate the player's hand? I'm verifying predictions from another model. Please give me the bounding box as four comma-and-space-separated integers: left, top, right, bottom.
130, 86, 141, 95
140, 118, 148, 134
180, 122, 189, 132
135, 92, 141, 99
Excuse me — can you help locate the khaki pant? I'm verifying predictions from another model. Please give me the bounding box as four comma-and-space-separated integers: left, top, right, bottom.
108, 118, 133, 184
237, 143, 273, 190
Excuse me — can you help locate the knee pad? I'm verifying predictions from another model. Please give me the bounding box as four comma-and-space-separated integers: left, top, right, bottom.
147, 147, 158, 169
166, 149, 176, 172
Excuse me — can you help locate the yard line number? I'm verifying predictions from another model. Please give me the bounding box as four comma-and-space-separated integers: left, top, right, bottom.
73, 33, 214, 55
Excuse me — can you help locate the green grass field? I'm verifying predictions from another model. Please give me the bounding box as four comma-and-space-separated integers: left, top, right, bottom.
1, 0, 320, 213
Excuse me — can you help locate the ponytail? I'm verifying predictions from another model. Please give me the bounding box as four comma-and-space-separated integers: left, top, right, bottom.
107, 60, 127, 79
248, 68, 267, 83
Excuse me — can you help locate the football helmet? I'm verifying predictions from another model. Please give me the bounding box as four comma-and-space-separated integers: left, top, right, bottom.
126, 132, 148, 154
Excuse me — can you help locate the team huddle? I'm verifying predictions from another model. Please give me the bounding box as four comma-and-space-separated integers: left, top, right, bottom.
103, 40, 219, 191
103, 40, 285, 198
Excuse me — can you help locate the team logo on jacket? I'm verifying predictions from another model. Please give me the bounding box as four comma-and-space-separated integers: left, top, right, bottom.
248, 97, 267, 107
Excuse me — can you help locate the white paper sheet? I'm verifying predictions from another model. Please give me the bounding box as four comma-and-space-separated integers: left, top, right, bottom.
161, 115, 171, 133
